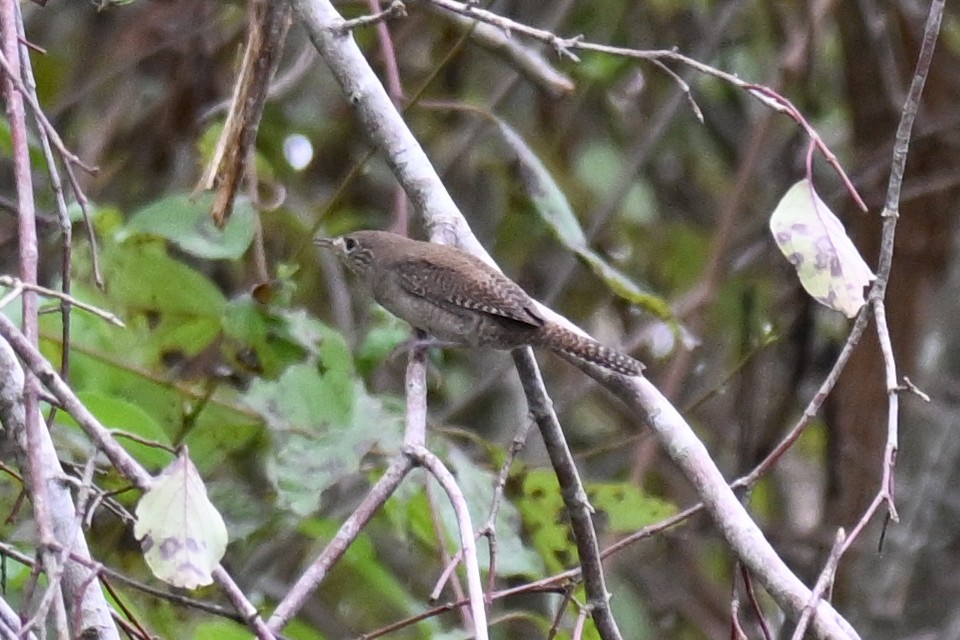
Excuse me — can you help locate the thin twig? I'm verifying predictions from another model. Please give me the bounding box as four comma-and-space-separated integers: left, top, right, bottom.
0, 277, 125, 327
424, 0, 866, 211
478, 415, 534, 599
740, 565, 773, 640
340, 0, 406, 32
13, 2, 76, 390
406, 445, 489, 640
792, 529, 845, 640
840, 0, 944, 554
0, 543, 244, 623
0, 49, 96, 174
427, 3, 574, 98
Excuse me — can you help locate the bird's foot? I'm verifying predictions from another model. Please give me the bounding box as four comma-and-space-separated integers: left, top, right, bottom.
389, 335, 464, 361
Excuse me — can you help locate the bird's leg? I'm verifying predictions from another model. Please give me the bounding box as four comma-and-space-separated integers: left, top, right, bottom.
388, 332, 466, 362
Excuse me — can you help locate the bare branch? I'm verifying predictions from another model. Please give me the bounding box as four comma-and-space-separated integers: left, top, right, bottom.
340, 0, 406, 32
426, 4, 574, 98
266, 455, 414, 629
0, 340, 117, 639
793, 529, 846, 640
512, 350, 622, 640
406, 445, 488, 640
0, 276, 125, 327
424, 0, 866, 211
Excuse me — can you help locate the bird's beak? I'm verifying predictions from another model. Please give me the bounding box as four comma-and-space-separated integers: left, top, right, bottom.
313, 236, 336, 248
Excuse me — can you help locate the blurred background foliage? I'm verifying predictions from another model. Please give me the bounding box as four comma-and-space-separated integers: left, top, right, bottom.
2, 1, 960, 638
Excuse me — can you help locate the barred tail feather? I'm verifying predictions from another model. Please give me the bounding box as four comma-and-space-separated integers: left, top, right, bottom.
540, 323, 643, 376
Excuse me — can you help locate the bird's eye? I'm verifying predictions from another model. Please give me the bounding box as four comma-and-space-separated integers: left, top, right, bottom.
343, 237, 357, 252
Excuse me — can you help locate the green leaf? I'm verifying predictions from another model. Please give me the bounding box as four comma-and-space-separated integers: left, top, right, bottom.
103, 240, 226, 357
134, 447, 228, 589
587, 482, 676, 532
64, 392, 173, 470
121, 192, 256, 260
517, 469, 576, 573
191, 620, 251, 640
495, 119, 671, 319
769, 179, 875, 317
440, 448, 544, 578
245, 323, 403, 515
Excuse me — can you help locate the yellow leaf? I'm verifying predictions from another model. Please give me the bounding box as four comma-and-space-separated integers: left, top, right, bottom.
134, 447, 227, 589
769, 179, 874, 317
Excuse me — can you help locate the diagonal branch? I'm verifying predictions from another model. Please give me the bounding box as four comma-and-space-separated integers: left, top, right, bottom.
839, 0, 945, 554
512, 349, 622, 640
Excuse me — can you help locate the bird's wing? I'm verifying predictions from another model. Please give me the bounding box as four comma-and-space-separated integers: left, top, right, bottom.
394, 258, 544, 327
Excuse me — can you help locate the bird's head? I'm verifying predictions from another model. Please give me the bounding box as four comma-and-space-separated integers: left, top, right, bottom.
314, 231, 385, 279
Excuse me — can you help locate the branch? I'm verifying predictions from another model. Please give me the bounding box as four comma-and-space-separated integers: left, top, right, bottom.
266, 453, 414, 630
341, 0, 407, 32
425, 3, 574, 98
0, 276, 125, 327
0, 592, 36, 640
793, 529, 845, 640
512, 350, 622, 640
0, 339, 118, 639
407, 445, 488, 640
0, 1, 112, 635
424, 0, 865, 212
839, 0, 945, 554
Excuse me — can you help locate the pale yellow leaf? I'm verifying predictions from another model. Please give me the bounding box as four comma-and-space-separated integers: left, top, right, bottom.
134, 447, 227, 589
769, 179, 875, 317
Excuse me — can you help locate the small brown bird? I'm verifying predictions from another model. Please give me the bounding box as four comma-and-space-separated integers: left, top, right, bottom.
316, 230, 643, 376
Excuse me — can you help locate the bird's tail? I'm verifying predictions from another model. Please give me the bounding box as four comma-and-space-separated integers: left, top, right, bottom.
538, 323, 643, 376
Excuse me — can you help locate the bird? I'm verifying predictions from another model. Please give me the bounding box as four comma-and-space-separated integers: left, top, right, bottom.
316, 230, 643, 376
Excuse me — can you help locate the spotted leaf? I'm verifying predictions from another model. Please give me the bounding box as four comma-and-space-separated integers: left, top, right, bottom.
769, 179, 875, 317
134, 447, 227, 589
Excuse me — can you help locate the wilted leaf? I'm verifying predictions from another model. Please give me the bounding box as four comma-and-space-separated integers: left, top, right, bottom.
134, 447, 228, 589
495, 119, 671, 320
769, 179, 875, 317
